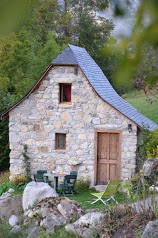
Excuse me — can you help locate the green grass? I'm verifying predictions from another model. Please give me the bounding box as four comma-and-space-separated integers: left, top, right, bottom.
39, 226, 78, 238
125, 90, 158, 124
65, 189, 124, 211
0, 221, 25, 238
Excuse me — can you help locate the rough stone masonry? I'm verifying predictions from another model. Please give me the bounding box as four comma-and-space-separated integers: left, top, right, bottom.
9, 66, 137, 185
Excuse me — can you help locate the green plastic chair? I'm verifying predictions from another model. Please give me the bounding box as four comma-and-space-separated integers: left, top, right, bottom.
34, 173, 44, 182
70, 170, 78, 176
70, 171, 78, 194
91, 180, 122, 205
59, 175, 77, 196
37, 170, 47, 175
34, 170, 51, 185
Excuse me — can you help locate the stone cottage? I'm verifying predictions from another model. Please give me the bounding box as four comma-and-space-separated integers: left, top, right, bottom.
1, 44, 158, 185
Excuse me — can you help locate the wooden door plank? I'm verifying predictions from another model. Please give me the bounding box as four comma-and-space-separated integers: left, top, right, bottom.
96, 130, 121, 185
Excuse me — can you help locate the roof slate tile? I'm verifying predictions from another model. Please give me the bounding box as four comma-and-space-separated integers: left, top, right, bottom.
52, 44, 158, 131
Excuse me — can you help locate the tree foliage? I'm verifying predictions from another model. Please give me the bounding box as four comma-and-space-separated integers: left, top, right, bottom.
112, 0, 158, 93
146, 129, 158, 158
0, 120, 10, 171
0, 0, 113, 171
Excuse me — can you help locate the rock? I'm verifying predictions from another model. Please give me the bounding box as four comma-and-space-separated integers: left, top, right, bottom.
24, 210, 34, 218
57, 199, 82, 220
11, 225, 21, 234
65, 212, 104, 238
141, 220, 158, 238
149, 185, 155, 192
42, 214, 65, 233
0, 192, 11, 199
68, 159, 83, 165
0, 195, 23, 221
22, 181, 58, 211
26, 227, 40, 238
143, 158, 155, 177
8, 188, 15, 193
9, 214, 19, 227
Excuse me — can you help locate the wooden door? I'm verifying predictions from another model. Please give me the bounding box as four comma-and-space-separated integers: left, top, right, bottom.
96, 132, 121, 184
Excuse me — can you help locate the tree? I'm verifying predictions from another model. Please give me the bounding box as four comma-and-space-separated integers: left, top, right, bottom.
0, 0, 114, 171
0, 0, 63, 171
59, 0, 113, 54
112, 0, 158, 92
135, 46, 158, 94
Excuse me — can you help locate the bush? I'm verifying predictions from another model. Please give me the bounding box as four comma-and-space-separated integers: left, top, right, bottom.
12, 175, 28, 186
0, 175, 28, 196
0, 120, 10, 172
0, 171, 10, 184
122, 93, 128, 99
11, 175, 28, 192
75, 177, 90, 192
146, 128, 158, 158
0, 180, 13, 196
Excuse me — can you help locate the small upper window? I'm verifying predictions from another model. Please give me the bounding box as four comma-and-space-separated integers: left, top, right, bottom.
60, 83, 71, 103
55, 133, 66, 150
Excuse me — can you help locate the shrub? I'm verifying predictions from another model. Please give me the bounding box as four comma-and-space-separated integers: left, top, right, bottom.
122, 93, 128, 99
13, 182, 27, 192
0, 120, 10, 172
146, 128, 158, 158
0, 171, 10, 184
12, 175, 28, 186
75, 177, 90, 192
96, 205, 155, 238
0, 180, 13, 196
12, 175, 28, 192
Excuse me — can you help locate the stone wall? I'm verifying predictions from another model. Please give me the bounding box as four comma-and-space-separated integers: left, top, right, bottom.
9, 66, 137, 184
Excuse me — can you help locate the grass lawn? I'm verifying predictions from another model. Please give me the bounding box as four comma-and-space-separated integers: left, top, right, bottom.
125, 90, 158, 124
67, 189, 124, 211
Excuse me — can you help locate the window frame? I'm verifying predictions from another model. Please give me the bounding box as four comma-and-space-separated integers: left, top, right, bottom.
59, 83, 72, 104
55, 133, 66, 150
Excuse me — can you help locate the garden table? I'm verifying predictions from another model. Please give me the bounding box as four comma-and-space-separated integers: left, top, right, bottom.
43, 172, 67, 192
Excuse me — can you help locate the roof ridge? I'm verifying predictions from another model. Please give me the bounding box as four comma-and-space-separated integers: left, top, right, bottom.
1, 44, 158, 131
67, 45, 158, 131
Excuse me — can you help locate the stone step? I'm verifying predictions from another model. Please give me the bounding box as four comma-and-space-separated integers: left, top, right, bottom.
93, 185, 106, 192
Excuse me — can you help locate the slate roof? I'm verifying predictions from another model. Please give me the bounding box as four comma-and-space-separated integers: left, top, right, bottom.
52, 44, 158, 131
52, 46, 78, 65
1, 44, 158, 131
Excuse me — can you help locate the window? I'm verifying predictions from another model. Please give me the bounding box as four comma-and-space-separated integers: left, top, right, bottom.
55, 133, 66, 150
60, 83, 71, 103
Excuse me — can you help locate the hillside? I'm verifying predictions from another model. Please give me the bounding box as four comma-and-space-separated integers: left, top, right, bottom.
126, 91, 158, 124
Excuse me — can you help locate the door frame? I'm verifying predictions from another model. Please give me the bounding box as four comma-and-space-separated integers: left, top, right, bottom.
94, 129, 122, 185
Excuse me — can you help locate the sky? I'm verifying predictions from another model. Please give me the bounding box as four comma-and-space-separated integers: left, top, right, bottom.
101, 0, 141, 38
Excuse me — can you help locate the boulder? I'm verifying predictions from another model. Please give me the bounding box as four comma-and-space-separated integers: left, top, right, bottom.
57, 199, 82, 220
141, 220, 158, 238
11, 225, 21, 234
0, 195, 23, 221
26, 227, 40, 238
0, 192, 11, 199
143, 158, 155, 177
9, 214, 19, 227
65, 212, 104, 238
8, 188, 15, 193
42, 214, 65, 233
22, 182, 58, 211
